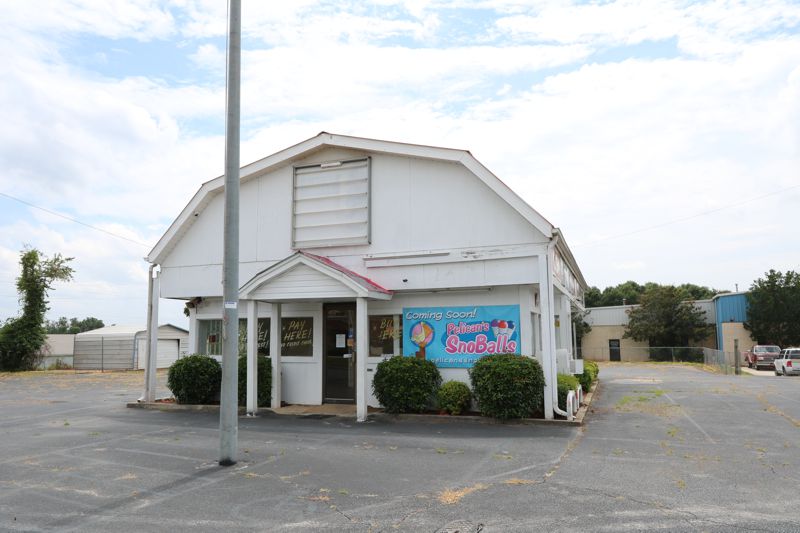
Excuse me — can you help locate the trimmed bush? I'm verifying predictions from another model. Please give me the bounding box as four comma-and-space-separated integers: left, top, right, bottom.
557, 373, 580, 411
578, 360, 599, 393
372, 356, 442, 413
237, 354, 272, 407
437, 380, 472, 415
469, 354, 545, 420
167, 354, 221, 405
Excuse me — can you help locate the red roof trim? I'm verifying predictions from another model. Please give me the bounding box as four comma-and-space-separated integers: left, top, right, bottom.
298, 251, 392, 295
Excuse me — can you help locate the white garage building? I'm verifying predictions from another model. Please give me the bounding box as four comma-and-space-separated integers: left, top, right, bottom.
145, 133, 587, 420
74, 324, 189, 371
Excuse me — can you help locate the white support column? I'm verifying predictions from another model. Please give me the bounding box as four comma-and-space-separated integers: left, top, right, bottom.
187, 306, 198, 355
392, 315, 401, 356
519, 285, 533, 356
270, 303, 282, 409
538, 254, 555, 420
560, 293, 572, 355
144, 267, 159, 402
246, 300, 258, 415
356, 297, 369, 422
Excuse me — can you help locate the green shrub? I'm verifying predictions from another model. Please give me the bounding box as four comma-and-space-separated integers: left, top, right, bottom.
167, 354, 221, 404
557, 373, 580, 411
578, 360, 599, 392
469, 354, 545, 420
437, 381, 472, 415
372, 356, 442, 413
237, 355, 272, 407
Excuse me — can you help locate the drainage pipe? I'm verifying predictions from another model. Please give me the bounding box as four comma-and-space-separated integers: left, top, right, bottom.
547, 234, 570, 419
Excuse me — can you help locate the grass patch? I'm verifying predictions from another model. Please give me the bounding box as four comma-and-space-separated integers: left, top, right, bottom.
503, 478, 535, 485
438, 483, 489, 504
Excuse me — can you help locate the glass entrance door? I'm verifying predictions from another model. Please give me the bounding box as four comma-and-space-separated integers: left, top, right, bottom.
324, 303, 356, 402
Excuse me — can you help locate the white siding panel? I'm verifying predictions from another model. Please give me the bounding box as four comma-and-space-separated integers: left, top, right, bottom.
281, 362, 322, 404
587, 307, 633, 326
250, 264, 356, 300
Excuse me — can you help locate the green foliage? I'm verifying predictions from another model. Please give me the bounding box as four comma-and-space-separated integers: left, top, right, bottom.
437, 380, 472, 415
578, 360, 599, 392
745, 269, 800, 346
0, 248, 74, 371
45, 316, 105, 334
469, 354, 545, 420
585, 281, 719, 308
572, 309, 592, 347
557, 373, 580, 411
47, 358, 72, 370
624, 285, 712, 346
167, 355, 222, 404
237, 354, 272, 407
372, 356, 442, 413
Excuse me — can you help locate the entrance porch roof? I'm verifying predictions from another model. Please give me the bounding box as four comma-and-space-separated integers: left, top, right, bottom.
239, 251, 393, 302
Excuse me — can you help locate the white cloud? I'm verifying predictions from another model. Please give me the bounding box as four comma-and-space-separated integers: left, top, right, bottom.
0, 0, 176, 42
1, 0, 798, 328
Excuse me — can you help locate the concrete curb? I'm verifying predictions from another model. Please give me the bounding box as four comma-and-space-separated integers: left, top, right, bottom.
127, 380, 600, 426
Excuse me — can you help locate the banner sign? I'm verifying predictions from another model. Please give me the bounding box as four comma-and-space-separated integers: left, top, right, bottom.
402, 305, 521, 368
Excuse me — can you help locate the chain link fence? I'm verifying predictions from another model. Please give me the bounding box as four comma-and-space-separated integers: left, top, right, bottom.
579, 346, 737, 374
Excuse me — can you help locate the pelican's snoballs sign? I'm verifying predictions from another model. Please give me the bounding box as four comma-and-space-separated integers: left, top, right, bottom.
402, 305, 521, 368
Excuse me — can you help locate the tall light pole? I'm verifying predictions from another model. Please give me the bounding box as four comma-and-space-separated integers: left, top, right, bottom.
219, 0, 241, 467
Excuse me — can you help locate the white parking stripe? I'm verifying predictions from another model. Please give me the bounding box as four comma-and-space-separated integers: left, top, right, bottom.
664, 392, 716, 444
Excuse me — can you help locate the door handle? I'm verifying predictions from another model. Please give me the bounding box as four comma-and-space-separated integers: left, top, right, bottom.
343, 354, 352, 359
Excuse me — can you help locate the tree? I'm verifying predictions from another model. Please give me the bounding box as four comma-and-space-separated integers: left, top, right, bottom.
585, 280, 721, 308
572, 309, 592, 349
624, 285, 712, 347
676, 283, 718, 301
45, 316, 104, 334
745, 270, 800, 346
0, 248, 74, 370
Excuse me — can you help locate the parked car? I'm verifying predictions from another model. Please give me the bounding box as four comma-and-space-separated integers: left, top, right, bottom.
774, 348, 800, 376
743, 345, 781, 370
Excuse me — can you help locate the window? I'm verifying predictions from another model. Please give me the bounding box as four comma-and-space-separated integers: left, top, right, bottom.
292, 158, 371, 248
369, 314, 402, 356
280, 317, 314, 357
198, 319, 251, 356
198, 319, 224, 355
200, 317, 314, 357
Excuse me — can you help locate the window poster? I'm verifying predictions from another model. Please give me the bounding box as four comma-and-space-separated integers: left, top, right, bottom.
402, 305, 521, 368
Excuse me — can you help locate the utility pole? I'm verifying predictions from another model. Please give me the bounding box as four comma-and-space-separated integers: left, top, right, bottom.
219, 0, 241, 467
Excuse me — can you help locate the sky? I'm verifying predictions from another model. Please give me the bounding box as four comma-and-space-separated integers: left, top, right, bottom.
0, 0, 798, 329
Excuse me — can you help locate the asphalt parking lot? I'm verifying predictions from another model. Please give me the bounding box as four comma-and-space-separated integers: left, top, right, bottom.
1, 364, 799, 532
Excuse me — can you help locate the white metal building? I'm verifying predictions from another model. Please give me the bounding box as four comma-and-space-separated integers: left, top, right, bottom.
145, 133, 588, 420
74, 324, 189, 371
581, 300, 717, 361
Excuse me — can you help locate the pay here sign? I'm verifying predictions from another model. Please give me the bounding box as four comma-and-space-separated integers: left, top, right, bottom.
402, 305, 521, 368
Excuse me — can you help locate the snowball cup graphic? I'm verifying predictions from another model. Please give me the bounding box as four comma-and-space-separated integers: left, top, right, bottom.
410, 321, 434, 360
490, 319, 516, 340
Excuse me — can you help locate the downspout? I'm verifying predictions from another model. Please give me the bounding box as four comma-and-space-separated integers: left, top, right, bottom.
547, 234, 569, 418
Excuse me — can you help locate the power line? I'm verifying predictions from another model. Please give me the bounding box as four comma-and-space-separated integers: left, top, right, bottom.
573, 183, 800, 248
0, 192, 152, 248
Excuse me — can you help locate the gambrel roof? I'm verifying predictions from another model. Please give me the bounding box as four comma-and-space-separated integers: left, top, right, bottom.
146, 132, 586, 290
